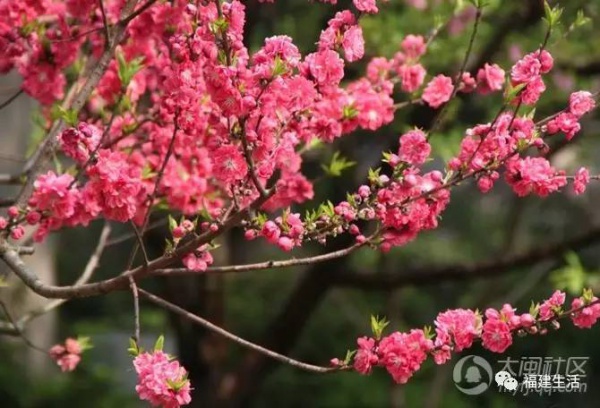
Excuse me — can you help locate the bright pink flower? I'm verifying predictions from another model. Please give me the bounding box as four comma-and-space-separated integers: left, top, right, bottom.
261, 220, 281, 243
546, 112, 581, 140
378, 330, 433, 384
133, 351, 191, 408
182, 246, 213, 272
59, 123, 102, 163
505, 157, 567, 197
303, 49, 345, 88
539, 290, 566, 321
211, 145, 248, 185
29, 171, 79, 220
573, 168, 590, 195
511, 54, 541, 83
422, 75, 453, 108
50, 338, 84, 372
399, 64, 426, 93
353, 337, 378, 374
56, 354, 81, 372
520, 76, 546, 105
277, 236, 294, 251
342, 25, 365, 62
398, 129, 430, 165
49, 345, 66, 359
476, 63, 505, 94
65, 338, 82, 354
434, 309, 481, 351
536, 49, 554, 74
569, 91, 596, 117
481, 318, 512, 353
401, 35, 426, 59
353, 0, 378, 13
86, 150, 144, 223
571, 297, 600, 329
19, 62, 66, 105
66, 0, 95, 18
459, 72, 477, 93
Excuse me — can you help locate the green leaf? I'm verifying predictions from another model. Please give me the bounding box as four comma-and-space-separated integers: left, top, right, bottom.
529, 301, 540, 318
321, 151, 356, 177
370, 315, 389, 340
504, 82, 527, 103
343, 349, 357, 365
154, 335, 165, 352
128, 337, 139, 356
116, 48, 145, 88
76, 336, 93, 352
168, 215, 177, 232
543, 1, 563, 27
550, 251, 586, 295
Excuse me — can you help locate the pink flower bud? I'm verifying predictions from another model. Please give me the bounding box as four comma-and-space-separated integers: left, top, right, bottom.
7, 206, 19, 218
65, 338, 82, 355
277, 236, 294, 251
358, 185, 370, 198
519, 313, 535, 327
172, 226, 185, 239
10, 226, 25, 240
26, 211, 41, 225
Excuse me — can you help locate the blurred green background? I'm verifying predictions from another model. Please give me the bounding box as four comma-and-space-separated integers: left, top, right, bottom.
2, 0, 600, 407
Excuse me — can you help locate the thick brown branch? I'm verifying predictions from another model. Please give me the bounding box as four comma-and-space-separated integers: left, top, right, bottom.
0, 193, 272, 299
333, 226, 600, 290
0, 223, 111, 335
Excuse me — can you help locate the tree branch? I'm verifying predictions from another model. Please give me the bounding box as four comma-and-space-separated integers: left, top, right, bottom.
138, 288, 340, 373
0, 193, 273, 299
333, 225, 600, 289
0, 222, 111, 335
152, 232, 376, 276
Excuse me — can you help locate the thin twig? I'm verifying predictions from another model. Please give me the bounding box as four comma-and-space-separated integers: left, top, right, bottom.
105, 219, 166, 247
0, 299, 48, 352
153, 232, 376, 276
138, 288, 344, 373
98, 0, 111, 48
119, 0, 158, 26
0, 89, 24, 112
428, 5, 483, 136
128, 276, 141, 342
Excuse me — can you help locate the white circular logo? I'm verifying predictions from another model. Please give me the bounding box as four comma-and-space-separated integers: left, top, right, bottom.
453, 355, 493, 395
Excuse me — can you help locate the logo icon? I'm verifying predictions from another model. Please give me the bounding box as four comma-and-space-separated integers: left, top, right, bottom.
495, 370, 519, 391
453, 355, 493, 395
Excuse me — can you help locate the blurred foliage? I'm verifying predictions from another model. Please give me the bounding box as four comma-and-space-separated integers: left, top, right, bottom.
3, 0, 600, 407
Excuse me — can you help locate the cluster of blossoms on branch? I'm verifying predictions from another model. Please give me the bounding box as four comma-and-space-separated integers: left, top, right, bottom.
49, 337, 90, 372
342, 289, 600, 384
0, 0, 594, 259
0, 0, 598, 407
133, 350, 191, 408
